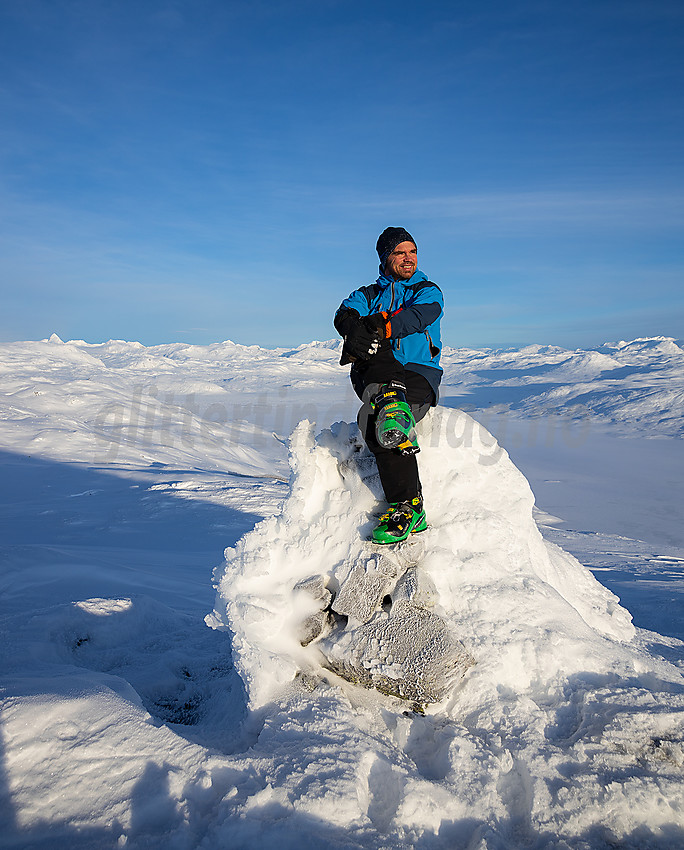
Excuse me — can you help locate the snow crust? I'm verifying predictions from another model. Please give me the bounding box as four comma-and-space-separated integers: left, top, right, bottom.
1, 335, 683, 849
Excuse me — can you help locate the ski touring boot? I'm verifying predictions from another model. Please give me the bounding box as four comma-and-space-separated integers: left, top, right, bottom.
371, 381, 420, 456
371, 495, 427, 545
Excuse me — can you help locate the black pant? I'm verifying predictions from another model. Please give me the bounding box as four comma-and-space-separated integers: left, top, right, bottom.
351, 348, 434, 504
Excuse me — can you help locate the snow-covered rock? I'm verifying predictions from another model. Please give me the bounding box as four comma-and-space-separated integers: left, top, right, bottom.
210, 408, 635, 710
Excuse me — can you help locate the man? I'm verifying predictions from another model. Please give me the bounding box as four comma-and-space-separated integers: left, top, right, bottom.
334, 227, 443, 544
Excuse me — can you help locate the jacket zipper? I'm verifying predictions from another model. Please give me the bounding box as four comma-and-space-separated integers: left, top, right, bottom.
390, 281, 397, 350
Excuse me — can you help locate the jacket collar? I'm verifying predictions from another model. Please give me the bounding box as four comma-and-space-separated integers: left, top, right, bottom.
376, 268, 427, 289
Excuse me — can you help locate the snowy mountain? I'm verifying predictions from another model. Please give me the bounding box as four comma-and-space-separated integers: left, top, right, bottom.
441, 336, 684, 437
1, 336, 683, 849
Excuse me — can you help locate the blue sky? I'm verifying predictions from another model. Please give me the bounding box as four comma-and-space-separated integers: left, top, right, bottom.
1, 0, 683, 350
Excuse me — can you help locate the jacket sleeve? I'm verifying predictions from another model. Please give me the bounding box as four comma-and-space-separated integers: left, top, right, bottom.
334, 287, 373, 337
334, 306, 360, 338
389, 283, 443, 339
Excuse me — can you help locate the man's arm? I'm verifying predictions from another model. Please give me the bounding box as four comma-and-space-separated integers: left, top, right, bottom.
366, 283, 443, 340
335, 298, 382, 365
334, 285, 375, 335
334, 306, 361, 338
334, 284, 380, 364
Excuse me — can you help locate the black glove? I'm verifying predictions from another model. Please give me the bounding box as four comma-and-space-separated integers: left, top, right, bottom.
362, 312, 390, 338
334, 307, 360, 338
335, 307, 389, 365
341, 321, 380, 363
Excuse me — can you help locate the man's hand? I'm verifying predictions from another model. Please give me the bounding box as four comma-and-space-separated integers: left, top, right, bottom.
362, 312, 391, 339
336, 307, 390, 365
342, 321, 380, 363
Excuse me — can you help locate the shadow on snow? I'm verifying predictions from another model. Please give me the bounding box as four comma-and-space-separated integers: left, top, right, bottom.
0, 448, 268, 847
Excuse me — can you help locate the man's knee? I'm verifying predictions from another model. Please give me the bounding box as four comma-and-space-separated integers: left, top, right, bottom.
356, 401, 372, 436
412, 401, 431, 424
356, 381, 382, 440
361, 382, 383, 406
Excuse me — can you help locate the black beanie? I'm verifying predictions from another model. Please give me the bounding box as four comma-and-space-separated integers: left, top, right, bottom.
376, 227, 416, 267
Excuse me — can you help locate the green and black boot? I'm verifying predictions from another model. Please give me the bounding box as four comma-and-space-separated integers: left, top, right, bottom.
371, 495, 427, 545
371, 381, 420, 456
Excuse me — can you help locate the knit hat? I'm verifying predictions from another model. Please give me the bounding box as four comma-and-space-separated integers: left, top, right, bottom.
376, 227, 416, 267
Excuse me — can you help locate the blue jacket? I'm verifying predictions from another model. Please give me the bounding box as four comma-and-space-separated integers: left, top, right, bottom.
335, 269, 443, 399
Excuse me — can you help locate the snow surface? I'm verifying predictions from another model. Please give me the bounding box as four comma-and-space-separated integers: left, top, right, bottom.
1, 336, 683, 849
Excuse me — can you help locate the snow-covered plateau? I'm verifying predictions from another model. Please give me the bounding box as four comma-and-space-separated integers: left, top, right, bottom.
1, 334, 683, 849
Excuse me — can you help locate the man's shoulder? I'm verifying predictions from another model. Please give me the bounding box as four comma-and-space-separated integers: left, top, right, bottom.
354, 282, 383, 308
405, 278, 443, 298
340, 282, 380, 307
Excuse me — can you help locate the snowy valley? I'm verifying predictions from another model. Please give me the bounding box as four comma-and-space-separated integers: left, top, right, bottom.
1, 335, 683, 849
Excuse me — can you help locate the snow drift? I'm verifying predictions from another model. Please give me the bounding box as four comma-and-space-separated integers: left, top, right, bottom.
2, 336, 684, 849
206, 408, 684, 845
210, 407, 635, 711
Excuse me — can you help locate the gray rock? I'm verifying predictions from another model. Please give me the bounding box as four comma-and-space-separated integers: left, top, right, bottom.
294, 575, 333, 646
298, 542, 474, 706
294, 574, 332, 604
392, 566, 439, 610
331, 554, 401, 624
319, 602, 474, 705
299, 609, 334, 647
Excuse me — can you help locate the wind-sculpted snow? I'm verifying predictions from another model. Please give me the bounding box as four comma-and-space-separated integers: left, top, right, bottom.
212, 408, 636, 709
208, 409, 684, 846
2, 336, 684, 848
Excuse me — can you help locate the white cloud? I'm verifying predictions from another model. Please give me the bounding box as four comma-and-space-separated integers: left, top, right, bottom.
359, 189, 684, 233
